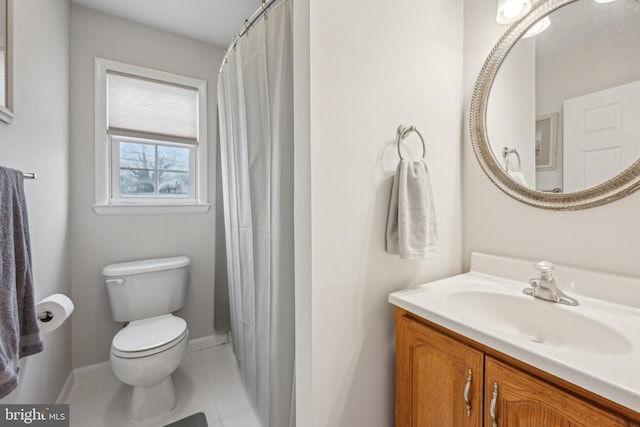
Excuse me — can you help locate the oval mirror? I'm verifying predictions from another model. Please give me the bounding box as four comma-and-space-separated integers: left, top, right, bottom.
470, 0, 640, 209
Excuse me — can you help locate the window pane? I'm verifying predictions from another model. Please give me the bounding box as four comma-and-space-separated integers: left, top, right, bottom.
113, 138, 194, 199
120, 170, 157, 196
159, 171, 190, 196
120, 142, 156, 169
158, 145, 190, 172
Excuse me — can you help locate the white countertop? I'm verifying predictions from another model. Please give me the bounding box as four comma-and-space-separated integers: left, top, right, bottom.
388, 253, 640, 413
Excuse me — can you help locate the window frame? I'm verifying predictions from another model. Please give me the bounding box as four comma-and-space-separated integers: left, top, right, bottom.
94, 58, 209, 215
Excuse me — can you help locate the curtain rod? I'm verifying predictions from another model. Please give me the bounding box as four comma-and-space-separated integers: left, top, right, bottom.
218, 0, 282, 74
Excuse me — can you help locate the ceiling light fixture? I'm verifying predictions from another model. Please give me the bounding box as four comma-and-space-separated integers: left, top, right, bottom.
595, 0, 617, 3
496, 0, 532, 24
522, 16, 551, 38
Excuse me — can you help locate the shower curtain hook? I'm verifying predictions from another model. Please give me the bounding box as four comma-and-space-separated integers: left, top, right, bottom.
244, 19, 250, 36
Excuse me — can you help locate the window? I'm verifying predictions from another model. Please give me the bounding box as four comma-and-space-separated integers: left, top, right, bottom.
94, 58, 209, 214
112, 137, 194, 199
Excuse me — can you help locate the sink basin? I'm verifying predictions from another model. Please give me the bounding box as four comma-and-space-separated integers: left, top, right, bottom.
447, 290, 633, 355
388, 253, 640, 413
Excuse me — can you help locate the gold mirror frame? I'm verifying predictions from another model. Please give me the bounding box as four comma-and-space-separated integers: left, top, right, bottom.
470, 0, 640, 210
0, 0, 12, 124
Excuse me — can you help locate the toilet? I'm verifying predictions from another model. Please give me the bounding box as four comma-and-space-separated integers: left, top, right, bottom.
103, 256, 190, 422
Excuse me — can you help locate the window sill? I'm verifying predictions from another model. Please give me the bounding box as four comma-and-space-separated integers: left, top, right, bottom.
93, 203, 211, 216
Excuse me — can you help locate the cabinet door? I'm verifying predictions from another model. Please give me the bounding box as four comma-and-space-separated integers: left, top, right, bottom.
396, 312, 484, 427
485, 356, 630, 427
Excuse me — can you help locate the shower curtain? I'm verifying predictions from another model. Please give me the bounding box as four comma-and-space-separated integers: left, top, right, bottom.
217, 1, 295, 426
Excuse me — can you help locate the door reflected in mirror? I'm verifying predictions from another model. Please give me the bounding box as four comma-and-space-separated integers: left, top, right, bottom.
487, 0, 640, 193
0, 0, 12, 124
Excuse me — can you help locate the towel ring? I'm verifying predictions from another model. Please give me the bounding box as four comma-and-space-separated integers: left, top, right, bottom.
396, 125, 426, 160
501, 147, 521, 173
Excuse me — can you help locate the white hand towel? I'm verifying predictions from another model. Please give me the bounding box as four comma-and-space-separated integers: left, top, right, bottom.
386, 159, 438, 260
507, 170, 529, 187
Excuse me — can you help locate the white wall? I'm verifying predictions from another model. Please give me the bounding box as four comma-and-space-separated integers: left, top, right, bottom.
292, 0, 312, 424
304, 0, 464, 425
69, 5, 225, 368
536, 19, 640, 116
487, 38, 536, 187
0, 0, 71, 404
463, 0, 640, 278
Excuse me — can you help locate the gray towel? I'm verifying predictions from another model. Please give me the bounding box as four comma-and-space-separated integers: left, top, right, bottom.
386, 159, 438, 260
0, 166, 44, 399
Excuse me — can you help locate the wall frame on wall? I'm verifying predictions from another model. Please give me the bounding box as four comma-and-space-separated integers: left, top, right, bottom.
0, 0, 13, 124
535, 113, 557, 170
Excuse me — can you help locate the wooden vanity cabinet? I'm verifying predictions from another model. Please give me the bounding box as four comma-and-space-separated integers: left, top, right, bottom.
485, 357, 628, 427
396, 310, 484, 426
395, 308, 635, 427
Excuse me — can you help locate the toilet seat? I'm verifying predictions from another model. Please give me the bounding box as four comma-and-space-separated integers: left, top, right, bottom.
112, 314, 188, 359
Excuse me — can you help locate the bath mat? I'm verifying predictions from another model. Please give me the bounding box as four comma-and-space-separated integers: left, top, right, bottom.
165, 412, 208, 427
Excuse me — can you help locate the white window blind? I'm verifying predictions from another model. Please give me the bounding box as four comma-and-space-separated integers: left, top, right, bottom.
107, 71, 199, 143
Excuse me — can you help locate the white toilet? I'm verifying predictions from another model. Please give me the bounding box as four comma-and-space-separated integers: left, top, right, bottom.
103, 256, 190, 422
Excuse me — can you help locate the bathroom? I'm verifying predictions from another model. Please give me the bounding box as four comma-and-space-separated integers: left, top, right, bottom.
0, 0, 638, 426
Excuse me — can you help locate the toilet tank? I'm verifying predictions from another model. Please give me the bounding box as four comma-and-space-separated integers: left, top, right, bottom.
103, 256, 190, 322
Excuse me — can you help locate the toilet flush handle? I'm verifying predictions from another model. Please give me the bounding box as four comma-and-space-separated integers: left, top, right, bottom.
106, 278, 125, 286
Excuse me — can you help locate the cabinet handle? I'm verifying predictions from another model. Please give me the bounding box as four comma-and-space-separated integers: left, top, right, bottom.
463, 369, 472, 416
490, 382, 498, 427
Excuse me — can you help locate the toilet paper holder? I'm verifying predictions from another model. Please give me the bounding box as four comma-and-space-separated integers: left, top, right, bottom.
37, 311, 55, 322
35, 294, 75, 333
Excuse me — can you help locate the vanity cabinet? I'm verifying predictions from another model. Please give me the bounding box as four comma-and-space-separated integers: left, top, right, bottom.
484, 357, 628, 427
396, 308, 635, 427
396, 309, 484, 426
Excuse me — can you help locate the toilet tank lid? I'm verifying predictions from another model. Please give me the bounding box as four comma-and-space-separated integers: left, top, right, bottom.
102, 256, 190, 277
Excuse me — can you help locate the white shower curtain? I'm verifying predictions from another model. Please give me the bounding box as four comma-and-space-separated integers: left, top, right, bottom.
217, 1, 295, 426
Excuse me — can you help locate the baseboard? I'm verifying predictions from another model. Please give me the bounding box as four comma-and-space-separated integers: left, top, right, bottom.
73, 361, 112, 382
64, 332, 229, 397
187, 331, 228, 353
56, 370, 75, 404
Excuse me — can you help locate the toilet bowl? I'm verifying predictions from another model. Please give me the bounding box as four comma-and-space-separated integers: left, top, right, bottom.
110, 314, 189, 421
103, 256, 190, 422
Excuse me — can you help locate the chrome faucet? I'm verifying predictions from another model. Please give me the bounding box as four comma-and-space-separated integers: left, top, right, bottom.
523, 261, 579, 306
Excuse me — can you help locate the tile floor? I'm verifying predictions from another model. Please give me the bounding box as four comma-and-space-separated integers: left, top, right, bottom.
67, 343, 261, 427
